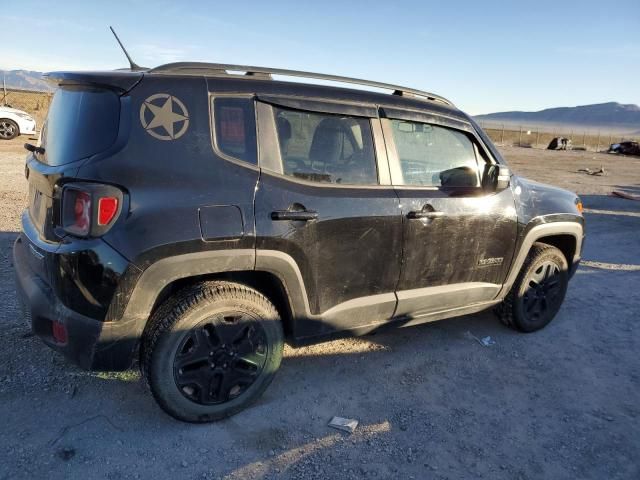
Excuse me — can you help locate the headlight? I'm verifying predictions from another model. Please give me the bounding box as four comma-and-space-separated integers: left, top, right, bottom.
16, 112, 34, 121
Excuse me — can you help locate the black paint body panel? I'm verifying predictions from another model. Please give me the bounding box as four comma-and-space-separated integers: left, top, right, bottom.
395, 187, 517, 290
255, 172, 402, 315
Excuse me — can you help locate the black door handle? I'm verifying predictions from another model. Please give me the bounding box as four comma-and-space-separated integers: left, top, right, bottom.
407, 210, 444, 220
271, 210, 318, 221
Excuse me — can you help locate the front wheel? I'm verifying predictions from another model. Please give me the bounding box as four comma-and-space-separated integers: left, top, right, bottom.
143, 281, 284, 422
498, 243, 569, 332
0, 119, 19, 140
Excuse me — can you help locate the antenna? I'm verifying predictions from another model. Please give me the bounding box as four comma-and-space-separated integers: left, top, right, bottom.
109, 26, 143, 71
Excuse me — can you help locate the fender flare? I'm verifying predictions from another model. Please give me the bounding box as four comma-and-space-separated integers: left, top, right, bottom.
119, 249, 255, 330
498, 220, 584, 297
117, 248, 311, 332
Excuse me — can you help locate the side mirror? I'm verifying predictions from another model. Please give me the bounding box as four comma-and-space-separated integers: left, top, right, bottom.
482, 164, 510, 192
439, 166, 478, 188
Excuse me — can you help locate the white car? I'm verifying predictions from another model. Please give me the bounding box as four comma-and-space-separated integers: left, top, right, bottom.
0, 106, 37, 140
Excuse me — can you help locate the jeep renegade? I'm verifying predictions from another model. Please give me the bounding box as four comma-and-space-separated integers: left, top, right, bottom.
13, 63, 584, 422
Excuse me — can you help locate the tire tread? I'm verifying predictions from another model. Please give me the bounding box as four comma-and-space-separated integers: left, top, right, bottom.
498, 242, 565, 331
142, 281, 282, 422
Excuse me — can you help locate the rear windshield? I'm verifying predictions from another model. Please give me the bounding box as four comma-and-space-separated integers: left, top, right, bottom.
40, 87, 120, 166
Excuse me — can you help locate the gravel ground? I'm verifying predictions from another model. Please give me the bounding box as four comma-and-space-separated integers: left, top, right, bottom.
0, 140, 639, 480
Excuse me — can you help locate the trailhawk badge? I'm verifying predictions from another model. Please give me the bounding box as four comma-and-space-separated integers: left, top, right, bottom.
139, 93, 189, 140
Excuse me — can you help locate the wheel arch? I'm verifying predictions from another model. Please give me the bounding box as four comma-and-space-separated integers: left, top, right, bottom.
499, 220, 583, 298
535, 234, 576, 268
145, 270, 297, 339
116, 249, 308, 356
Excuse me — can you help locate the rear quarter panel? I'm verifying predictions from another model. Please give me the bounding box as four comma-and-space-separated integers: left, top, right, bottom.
76, 75, 259, 268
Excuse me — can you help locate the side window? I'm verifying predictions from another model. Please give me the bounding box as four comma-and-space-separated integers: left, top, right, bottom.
389, 119, 482, 187
273, 107, 378, 185
213, 97, 257, 165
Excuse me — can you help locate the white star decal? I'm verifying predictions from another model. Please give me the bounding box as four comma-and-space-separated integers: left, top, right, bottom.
140, 94, 190, 140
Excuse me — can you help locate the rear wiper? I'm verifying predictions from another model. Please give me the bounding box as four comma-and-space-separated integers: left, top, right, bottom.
24, 143, 45, 155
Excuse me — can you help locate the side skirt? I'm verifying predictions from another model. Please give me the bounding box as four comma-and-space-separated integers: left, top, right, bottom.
289, 299, 501, 347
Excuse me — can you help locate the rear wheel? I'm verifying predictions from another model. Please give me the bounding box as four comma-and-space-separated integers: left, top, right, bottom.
143, 281, 284, 422
498, 243, 569, 332
0, 119, 19, 140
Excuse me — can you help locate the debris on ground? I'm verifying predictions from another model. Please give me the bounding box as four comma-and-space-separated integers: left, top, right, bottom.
548, 137, 572, 150
464, 331, 496, 347
577, 166, 606, 176
480, 336, 496, 347
612, 190, 640, 201
328, 416, 359, 433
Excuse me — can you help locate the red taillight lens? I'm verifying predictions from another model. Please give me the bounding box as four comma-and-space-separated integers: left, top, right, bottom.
98, 197, 118, 226
51, 320, 68, 344
61, 184, 122, 237
64, 189, 91, 236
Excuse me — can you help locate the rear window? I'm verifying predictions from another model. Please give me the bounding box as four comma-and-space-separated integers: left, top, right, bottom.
40, 87, 120, 166
212, 97, 257, 165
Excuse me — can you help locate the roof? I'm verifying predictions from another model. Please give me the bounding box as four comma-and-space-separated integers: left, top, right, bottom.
44, 63, 466, 120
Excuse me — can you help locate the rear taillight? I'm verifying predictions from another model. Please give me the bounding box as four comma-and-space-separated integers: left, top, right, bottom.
73, 191, 91, 235
51, 320, 68, 344
98, 197, 119, 226
61, 184, 123, 237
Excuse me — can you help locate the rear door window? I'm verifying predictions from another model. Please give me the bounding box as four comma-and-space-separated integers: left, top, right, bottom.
212, 97, 257, 165
273, 107, 378, 185
41, 87, 121, 166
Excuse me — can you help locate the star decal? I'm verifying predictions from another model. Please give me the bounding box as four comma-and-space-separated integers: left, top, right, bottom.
139, 94, 190, 140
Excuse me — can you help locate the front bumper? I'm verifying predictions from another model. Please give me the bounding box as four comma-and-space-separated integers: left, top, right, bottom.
13, 234, 139, 371
18, 119, 36, 135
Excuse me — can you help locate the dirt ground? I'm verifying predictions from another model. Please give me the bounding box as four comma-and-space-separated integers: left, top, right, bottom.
0, 139, 639, 480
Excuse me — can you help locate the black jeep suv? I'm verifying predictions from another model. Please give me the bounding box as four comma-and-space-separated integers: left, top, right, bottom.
13, 63, 584, 422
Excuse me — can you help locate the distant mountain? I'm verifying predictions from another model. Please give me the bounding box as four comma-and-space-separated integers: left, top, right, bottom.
475, 102, 640, 133
1, 70, 54, 92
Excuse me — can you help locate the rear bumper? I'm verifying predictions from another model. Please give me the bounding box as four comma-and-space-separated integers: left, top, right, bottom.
13, 234, 139, 371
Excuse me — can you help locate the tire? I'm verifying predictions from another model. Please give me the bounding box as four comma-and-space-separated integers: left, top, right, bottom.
142, 281, 284, 423
498, 243, 569, 332
0, 119, 19, 140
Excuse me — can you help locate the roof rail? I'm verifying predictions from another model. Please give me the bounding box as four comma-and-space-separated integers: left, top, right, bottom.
148, 62, 454, 107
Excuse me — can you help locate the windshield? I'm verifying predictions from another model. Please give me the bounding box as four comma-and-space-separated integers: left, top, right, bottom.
40, 87, 120, 166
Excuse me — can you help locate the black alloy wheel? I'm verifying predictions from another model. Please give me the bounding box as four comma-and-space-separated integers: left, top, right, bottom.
521, 260, 562, 323
498, 243, 569, 332
173, 312, 268, 405
144, 281, 284, 423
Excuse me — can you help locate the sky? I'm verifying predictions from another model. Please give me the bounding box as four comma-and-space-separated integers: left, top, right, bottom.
1, 0, 638, 115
